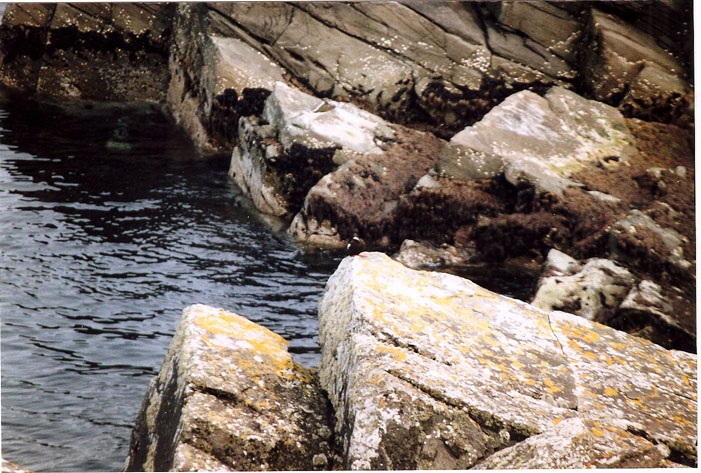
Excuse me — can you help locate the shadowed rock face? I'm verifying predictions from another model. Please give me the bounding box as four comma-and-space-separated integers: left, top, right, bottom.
0, 3, 173, 102
318, 253, 697, 469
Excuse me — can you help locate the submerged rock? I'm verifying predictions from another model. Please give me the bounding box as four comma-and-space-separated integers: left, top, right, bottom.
124, 304, 334, 472
318, 252, 697, 469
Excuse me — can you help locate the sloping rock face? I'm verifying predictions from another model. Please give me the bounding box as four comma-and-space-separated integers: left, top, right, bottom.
166, 3, 285, 152
0, 2, 692, 146
124, 304, 335, 472
0, 3, 172, 102
198, 1, 692, 135
319, 252, 697, 469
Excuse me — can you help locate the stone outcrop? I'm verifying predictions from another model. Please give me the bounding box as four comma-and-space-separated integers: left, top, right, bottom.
166, 3, 285, 152
127, 255, 696, 470
124, 304, 335, 472
0, 2, 692, 147
439, 85, 637, 195
0, 3, 172, 102
318, 252, 697, 469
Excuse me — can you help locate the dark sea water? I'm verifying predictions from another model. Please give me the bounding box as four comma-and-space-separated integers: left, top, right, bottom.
0, 92, 342, 471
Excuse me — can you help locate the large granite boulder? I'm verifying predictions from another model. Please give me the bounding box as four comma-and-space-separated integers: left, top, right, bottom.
124, 304, 335, 471
0, 3, 172, 102
319, 252, 696, 469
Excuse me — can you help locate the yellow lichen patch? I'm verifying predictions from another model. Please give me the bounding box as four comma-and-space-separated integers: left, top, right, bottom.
628, 398, 644, 409
581, 330, 600, 343
603, 387, 618, 397
189, 306, 297, 378
544, 377, 562, 394
375, 345, 408, 362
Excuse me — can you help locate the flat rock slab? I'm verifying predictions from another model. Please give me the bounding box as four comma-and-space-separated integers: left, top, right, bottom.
125, 304, 334, 471
318, 252, 696, 469
442, 86, 637, 194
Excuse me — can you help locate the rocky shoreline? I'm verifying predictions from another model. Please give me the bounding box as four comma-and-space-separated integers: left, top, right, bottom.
0, 1, 695, 470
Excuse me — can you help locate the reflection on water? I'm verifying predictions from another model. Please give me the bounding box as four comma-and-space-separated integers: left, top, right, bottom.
0, 92, 342, 471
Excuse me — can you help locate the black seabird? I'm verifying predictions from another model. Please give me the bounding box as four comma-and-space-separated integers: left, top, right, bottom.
346, 236, 366, 256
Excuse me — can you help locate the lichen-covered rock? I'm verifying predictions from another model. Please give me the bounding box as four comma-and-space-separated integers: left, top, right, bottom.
1, 459, 34, 473
474, 417, 673, 469
318, 252, 697, 469
124, 304, 335, 472
442, 86, 637, 194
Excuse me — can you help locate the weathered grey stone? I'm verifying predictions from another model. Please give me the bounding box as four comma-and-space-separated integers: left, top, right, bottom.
612, 280, 696, 353
229, 82, 396, 219
446, 86, 637, 194
474, 417, 671, 469
393, 239, 475, 272
124, 304, 334, 472
490, 2, 581, 64
531, 257, 634, 323
609, 209, 693, 277
582, 8, 692, 125
540, 248, 581, 277
262, 82, 393, 155
318, 252, 697, 469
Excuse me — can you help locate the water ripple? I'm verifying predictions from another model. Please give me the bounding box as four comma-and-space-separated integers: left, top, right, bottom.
0, 94, 342, 471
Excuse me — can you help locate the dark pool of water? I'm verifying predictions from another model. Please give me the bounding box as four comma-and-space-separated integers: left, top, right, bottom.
0, 92, 343, 471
